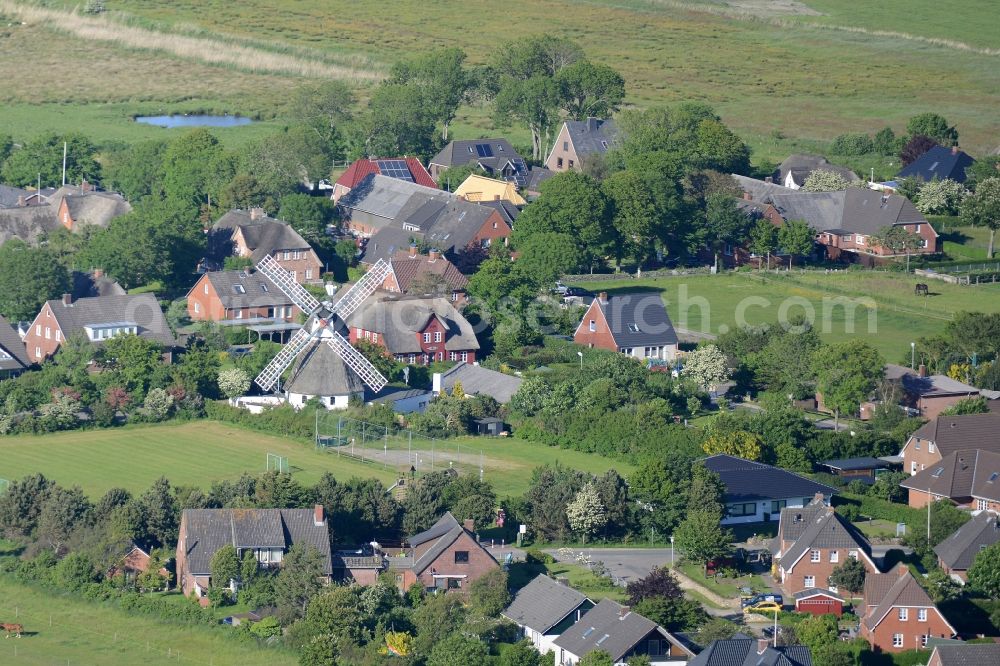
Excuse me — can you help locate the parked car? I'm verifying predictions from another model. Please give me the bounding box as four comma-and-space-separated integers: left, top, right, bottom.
553, 281, 569, 295
741, 593, 783, 609
563, 287, 591, 298
743, 600, 782, 614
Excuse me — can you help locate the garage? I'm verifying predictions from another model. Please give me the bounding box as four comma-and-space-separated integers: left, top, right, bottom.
794, 589, 844, 617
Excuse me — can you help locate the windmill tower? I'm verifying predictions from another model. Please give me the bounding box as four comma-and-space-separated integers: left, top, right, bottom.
254, 254, 391, 409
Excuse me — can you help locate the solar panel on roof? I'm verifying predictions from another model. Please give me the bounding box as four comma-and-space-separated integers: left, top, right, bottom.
475, 144, 493, 158
375, 159, 415, 183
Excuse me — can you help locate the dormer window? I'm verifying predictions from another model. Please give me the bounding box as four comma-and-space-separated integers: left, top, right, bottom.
233, 285, 246, 294
260, 283, 268, 292
628, 323, 640, 333
84, 322, 138, 342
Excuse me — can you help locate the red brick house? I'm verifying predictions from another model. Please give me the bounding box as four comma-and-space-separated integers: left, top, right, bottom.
732, 175, 939, 261
901, 449, 1000, 513
544, 118, 619, 173
344, 292, 479, 365
382, 247, 469, 305
331, 157, 437, 202
339, 175, 511, 263
209, 209, 323, 284
574, 292, 678, 361
106, 544, 169, 585
176, 506, 333, 598
186, 269, 298, 324
933, 511, 1000, 582
23, 292, 174, 363
772, 500, 879, 597
860, 565, 955, 653
897, 412, 1000, 495
387, 512, 498, 594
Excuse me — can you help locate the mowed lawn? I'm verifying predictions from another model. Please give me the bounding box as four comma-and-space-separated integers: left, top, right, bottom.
0, 421, 629, 498
570, 271, 1000, 360
0, 577, 296, 666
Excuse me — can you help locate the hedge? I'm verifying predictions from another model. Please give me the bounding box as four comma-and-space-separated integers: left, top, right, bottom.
832, 492, 924, 526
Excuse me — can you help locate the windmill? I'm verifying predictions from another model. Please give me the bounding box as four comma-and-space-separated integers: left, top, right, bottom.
253, 254, 391, 401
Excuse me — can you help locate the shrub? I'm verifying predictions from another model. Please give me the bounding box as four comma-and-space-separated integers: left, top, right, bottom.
831, 133, 875, 156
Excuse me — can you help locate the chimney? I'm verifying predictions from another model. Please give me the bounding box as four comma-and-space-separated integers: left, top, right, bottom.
813, 492, 825, 504
952, 146, 959, 155
463, 518, 475, 531
16, 195, 25, 207
249, 207, 265, 221
587, 117, 599, 132
757, 638, 771, 654
93, 268, 104, 279
764, 176, 773, 184
313, 504, 325, 527
428, 248, 439, 262
62, 293, 73, 306
618, 604, 630, 619
743, 191, 752, 201
598, 291, 608, 303
409, 244, 418, 257
918, 364, 927, 378
556, 577, 570, 586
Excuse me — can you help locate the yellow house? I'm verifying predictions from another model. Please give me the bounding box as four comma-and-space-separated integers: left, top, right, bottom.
453, 174, 527, 206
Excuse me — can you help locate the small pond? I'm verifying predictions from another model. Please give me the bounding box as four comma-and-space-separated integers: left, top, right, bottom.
135, 114, 254, 128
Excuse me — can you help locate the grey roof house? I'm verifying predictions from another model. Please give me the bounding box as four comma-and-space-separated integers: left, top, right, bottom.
552, 597, 693, 666
0, 315, 30, 378
928, 644, 1000, 666
283, 341, 366, 410
433, 363, 523, 404
428, 138, 529, 187
902, 449, 1000, 514
545, 118, 620, 173
702, 455, 838, 525
574, 291, 679, 362
775, 154, 860, 190
898, 145, 976, 184
934, 511, 1000, 581
689, 638, 813, 666
503, 574, 594, 658
175, 506, 333, 597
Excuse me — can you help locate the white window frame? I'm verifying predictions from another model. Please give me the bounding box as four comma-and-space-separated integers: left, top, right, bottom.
305, 268, 313, 280
204, 282, 209, 294
44, 327, 50, 339
830, 550, 839, 563
589, 320, 596, 332
978, 499, 989, 511
283, 250, 290, 260
810, 550, 821, 563
893, 634, 903, 648
434, 331, 442, 343
918, 609, 927, 622
449, 352, 457, 361
55, 330, 61, 342
461, 351, 468, 362
35, 346, 41, 359
849, 550, 859, 560
194, 302, 201, 314
803, 575, 815, 588
929, 442, 935, 454
372, 333, 378, 344
35, 324, 41, 336
899, 608, 908, 621
423, 333, 431, 343
235, 309, 243, 320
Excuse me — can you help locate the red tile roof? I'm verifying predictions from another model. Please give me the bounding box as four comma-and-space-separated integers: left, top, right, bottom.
335, 158, 438, 190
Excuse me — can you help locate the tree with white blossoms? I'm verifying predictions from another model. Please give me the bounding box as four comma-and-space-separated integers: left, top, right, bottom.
143, 388, 174, 422
802, 169, 852, 192
681, 345, 731, 392
566, 482, 607, 544
915, 178, 966, 215
218, 367, 251, 399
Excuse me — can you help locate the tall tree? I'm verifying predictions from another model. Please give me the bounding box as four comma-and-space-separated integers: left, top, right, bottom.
555, 60, 625, 121
356, 83, 438, 158
704, 193, 750, 270
603, 169, 659, 267
104, 139, 168, 200
960, 177, 1000, 258
1, 132, 100, 187
288, 81, 354, 157
777, 218, 815, 269
516, 232, 582, 283
900, 135, 938, 167
391, 48, 470, 142
906, 112, 958, 147
210, 544, 240, 589
0, 240, 71, 320
565, 482, 607, 544
802, 170, 852, 192
811, 340, 885, 428
748, 218, 777, 269
681, 345, 731, 392
274, 544, 326, 621
161, 129, 227, 206
870, 224, 924, 271
674, 509, 732, 576
968, 542, 1000, 598
828, 558, 866, 595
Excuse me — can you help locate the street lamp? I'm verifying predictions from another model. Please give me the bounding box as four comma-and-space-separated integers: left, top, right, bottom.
910, 342, 916, 370
577, 350, 584, 369
670, 535, 675, 568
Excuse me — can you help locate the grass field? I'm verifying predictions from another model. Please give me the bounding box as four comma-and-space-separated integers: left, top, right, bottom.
1, 0, 998, 156
568, 270, 1000, 360
0, 420, 630, 498
0, 577, 296, 665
